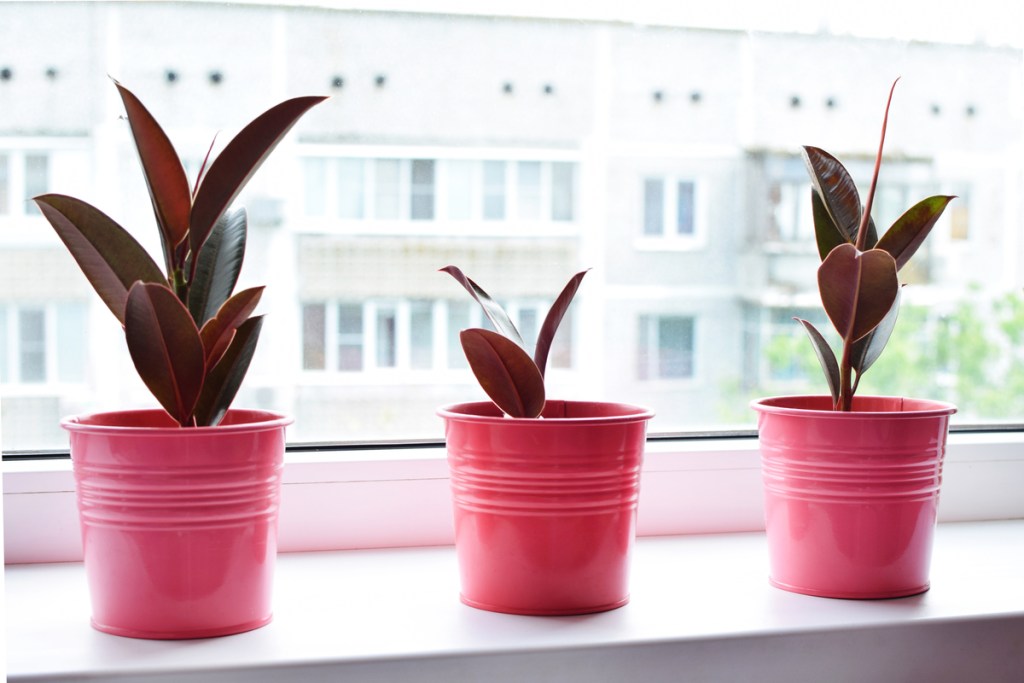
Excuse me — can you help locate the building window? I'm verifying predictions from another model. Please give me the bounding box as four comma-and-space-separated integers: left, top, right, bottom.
302, 303, 326, 370
337, 158, 366, 219
0, 153, 9, 214
410, 159, 435, 220
482, 160, 506, 220
303, 298, 569, 375
516, 161, 542, 221
643, 177, 698, 240
638, 314, 695, 380
0, 150, 50, 217
300, 156, 577, 226
0, 303, 87, 385
338, 303, 364, 371
446, 160, 474, 221
551, 162, 576, 222
409, 300, 435, 370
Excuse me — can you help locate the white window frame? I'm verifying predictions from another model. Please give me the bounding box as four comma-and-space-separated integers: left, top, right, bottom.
5, 430, 1024, 564
635, 174, 708, 251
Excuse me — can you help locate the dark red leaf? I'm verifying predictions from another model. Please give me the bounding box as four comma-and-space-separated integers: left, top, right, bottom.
460, 328, 545, 418
534, 268, 588, 377
199, 286, 264, 367
440, 265, 524, 346
190, 95, 328, 264
849, 285, 902, 383
188, 208, 248, 325
114, 80, 192, 272
818, 244, 899, 345
795, 318, 840, 405
193, 316, 264, 427
803, 146, 878, 249
876, 195, 956, 270
124, 282, 206, 425
34, 194, 167, 324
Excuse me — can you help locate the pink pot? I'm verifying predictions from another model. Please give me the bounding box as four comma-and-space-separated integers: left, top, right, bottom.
438, 400, 654, 615
751, 395, 956, 599
64, 409, 291, 639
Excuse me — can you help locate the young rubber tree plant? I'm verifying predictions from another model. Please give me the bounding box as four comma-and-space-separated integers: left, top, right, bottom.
35, 80, 327, 427
797, 78, 954, 411
441, 265, 589, 418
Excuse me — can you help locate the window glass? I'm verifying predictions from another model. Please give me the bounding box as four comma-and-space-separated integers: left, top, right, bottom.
374, 159, 401, 220
1, 2, 1022, 450
0, 306, 8, 382
56, 303, 86, 383
302, 303, 326, 370
24, 154, 47, 216
643, 179, 664, 236
446, 160, 474, 220
447, 301, 471, 370
482, 160, 506, 220
410, 300, 434, 370
303, 158, 327, 217
337, 158, 365, 219
337, 304, 363, 371
676, 181, 695, 236
18, 309, 45, 383
638, 315, 695, 380
375, 304, 398, 367
0, 153, 8, 214
516, 161, 542, 220
551, 162, 575, 222
410, 159, 435, 220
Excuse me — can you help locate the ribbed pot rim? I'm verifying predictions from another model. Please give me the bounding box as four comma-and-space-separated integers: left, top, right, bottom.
751, 395, 957, 419
438, 400, 655, 426
62, 408, 293, 435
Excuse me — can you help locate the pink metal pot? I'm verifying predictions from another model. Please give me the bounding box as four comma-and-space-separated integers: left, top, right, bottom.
438, 400, 654, 615
751, 395, 956, 599
64, 409, 291, 639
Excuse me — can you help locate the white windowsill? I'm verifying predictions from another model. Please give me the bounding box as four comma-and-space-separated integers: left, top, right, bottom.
6, 519, 1024, 682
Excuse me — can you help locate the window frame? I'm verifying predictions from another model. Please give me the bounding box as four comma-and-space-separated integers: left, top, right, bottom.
5, 427, 1024, 564
635, 174, 708, 251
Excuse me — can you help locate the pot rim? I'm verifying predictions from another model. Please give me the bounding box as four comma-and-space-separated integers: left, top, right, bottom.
750, 394, 957, 418
61, 408, 293, 435
438, 399, 655, 425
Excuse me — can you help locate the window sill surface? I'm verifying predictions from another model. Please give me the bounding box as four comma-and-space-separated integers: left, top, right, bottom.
6, 520, 1024, 682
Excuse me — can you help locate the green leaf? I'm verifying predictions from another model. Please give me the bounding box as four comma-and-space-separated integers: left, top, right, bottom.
876, 195, 956, 271
849, 284, 902, 382
803, 146, 879, 249
818, 244, 899, 345
190, 95, 328, 264
113, 80, 192, 273
460, 328, 545, 418
810, 189, 848, 261
199, 286, 264, 367
124, 282, 206, 426
440, 265, 525, 347
34, 194, 167, 324
534, 268, 588, 377
795, 318, 840, 405
188, 208, 248, 325
193, 315, 264, 427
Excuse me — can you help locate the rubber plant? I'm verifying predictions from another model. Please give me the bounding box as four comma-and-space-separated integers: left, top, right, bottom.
797, 78, 954, 411
441, 265, 588, 418
35, 81, 326, 426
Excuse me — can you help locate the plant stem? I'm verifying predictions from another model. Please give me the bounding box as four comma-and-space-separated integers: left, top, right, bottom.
837, 341, 854, 411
